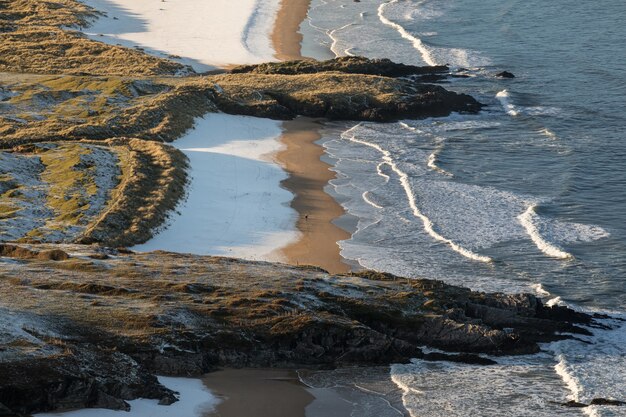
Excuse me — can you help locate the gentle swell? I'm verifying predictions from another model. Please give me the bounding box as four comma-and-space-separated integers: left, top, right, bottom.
377, 0, 437, 66
343, 125, 492, 263
399, 122, 453, 177
518, 204, 573, 259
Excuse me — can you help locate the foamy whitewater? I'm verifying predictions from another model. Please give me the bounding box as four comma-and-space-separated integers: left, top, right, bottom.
302, 0, 626, 415
70, 0, 626, 415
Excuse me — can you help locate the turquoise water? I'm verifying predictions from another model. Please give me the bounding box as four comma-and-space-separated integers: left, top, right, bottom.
300, 0, 626, 415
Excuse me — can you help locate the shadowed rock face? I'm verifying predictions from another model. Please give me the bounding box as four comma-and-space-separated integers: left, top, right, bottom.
0, 245, 604, 415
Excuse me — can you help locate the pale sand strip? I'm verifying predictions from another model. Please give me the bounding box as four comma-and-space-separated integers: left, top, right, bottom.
275, 118, 351, 274
80, 0, 280, 72
203, 369, 313, 417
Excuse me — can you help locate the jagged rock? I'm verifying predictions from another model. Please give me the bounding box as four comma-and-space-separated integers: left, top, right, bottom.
212, 73, 483, 122
496, 71, 515, 78
590, 398, 626, 406
423, 352, 497, 365
563, 400, 588, 408
562, 398, 626, 408
231, 56, 449, 78
0, 245, 604, 415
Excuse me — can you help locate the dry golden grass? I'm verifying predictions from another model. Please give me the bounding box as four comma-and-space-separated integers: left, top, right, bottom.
79, 138, 188, 247
1, 139, 186, 247
0, 0, 186, 76
39, 143, 94, 225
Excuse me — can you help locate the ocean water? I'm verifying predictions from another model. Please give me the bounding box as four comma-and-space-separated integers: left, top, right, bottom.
300, 0, 626, 415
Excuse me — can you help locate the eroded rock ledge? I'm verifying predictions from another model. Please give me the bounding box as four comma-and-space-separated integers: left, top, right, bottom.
0, 245, 605, 415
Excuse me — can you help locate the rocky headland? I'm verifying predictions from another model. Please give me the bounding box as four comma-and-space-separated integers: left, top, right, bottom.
0, 244, 606, 415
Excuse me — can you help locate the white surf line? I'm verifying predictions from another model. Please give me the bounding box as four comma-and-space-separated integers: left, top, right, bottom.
517, 204, 573, 260
538, 127, 558, 139
328, 22, 357, 57
531, 283, 551, 297
376, 162, 391, 181
399, 122, 453, 177
362, 191, 383, 209
554, 354, 585, 403
496, 89, 519, 116
426, 148, 454, 177
342, 125, 492, 263
377, 0, 437, 66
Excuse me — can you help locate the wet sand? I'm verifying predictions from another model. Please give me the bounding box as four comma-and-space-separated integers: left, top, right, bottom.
271, 0, 313, 61
275, 118, 351, 274
202, 369, 314, 417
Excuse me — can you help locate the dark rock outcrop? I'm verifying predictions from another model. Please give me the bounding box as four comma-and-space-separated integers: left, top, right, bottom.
231, 56, 450, 78
0, 350, 175, 416
589, 398, 625, 406
0, 246, 605, 415
562, 398, 626, 408
496, 70, 515, 78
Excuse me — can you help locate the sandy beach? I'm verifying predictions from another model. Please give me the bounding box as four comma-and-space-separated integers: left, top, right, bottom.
133, 113, 298, 261
272, 0, 312, 61
276, 118, 352, 274
203, 369, 314, 417
80, 0, 281, 71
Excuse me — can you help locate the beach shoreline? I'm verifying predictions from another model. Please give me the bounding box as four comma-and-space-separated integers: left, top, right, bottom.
271, 0, 352, 274
274, 118, 352, 274
271, 0, 313, 61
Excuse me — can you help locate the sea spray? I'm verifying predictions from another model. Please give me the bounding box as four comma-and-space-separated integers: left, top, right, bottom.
496, 89, 519, 116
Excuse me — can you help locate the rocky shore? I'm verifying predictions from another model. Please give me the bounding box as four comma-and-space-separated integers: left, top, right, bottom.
0, 244, 606, 415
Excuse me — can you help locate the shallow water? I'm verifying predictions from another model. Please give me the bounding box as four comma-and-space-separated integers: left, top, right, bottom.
302, 0, 626, 415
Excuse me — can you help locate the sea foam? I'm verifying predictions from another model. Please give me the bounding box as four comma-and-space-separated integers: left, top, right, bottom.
518, 204, 573, 259
377, 0, 437, 66
342, 125, 492, 263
